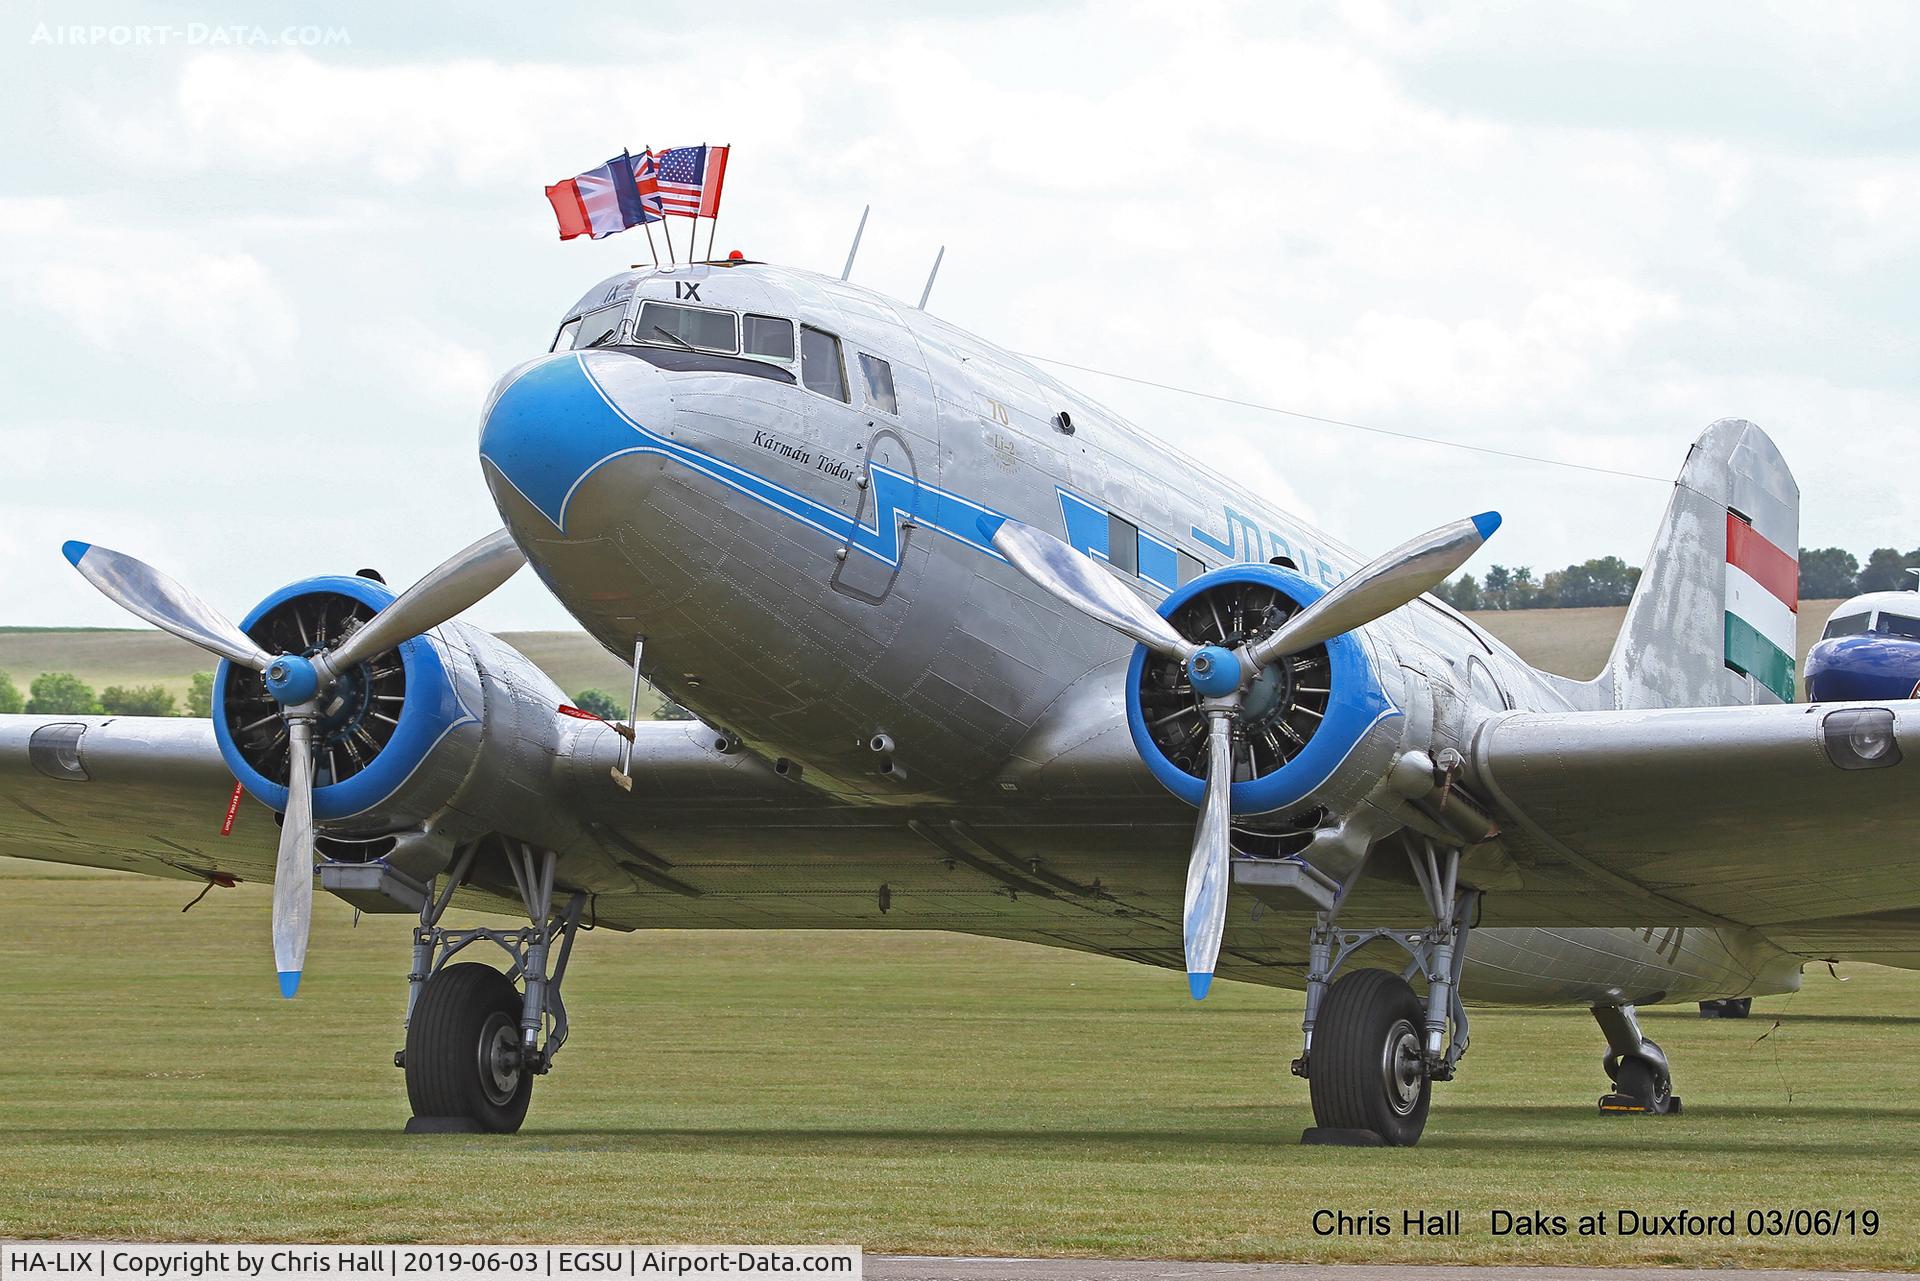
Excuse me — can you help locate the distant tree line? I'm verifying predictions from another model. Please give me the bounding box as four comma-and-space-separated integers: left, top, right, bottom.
1435, 557, 1642, 611
1435, 544, 1920, 612
573, 688, 695, 721
0, 670, 213, 717
0, 670, 702, 721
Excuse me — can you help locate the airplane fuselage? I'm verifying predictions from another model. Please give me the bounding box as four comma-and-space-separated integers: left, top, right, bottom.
477, 260, 1801, 1008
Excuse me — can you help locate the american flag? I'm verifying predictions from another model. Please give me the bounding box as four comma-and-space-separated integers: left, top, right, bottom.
655, 144, 729, 219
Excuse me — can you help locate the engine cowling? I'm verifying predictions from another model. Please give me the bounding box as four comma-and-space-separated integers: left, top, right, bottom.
213, 575, 566, 849
1125, 563, 1407, 821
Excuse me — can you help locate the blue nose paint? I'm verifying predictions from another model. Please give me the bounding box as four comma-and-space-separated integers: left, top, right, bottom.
1187, 645, 1241, 698
265, 654, 320, 705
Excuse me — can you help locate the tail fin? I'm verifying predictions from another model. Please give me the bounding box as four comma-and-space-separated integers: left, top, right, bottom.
1602, 418, 1799, 710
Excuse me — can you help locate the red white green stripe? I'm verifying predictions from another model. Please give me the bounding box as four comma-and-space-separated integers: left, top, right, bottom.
1724, 513, 1796, 701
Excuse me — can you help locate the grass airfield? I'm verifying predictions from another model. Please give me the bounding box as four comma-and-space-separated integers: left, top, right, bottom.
2, 603, 1915, 1267
3, 857, 1917, 1268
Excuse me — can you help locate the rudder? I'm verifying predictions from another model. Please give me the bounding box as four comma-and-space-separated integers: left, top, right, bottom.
1603, 418, 1799, 710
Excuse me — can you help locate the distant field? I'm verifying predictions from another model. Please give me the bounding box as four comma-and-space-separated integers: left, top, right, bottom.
0, 628, 663, 717
1466, 598, 1845, 681
0, 597, 1854, 709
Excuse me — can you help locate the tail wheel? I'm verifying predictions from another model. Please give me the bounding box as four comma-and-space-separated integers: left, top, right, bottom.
404, 963, 532, 1133
1308, 968, 1431, 1146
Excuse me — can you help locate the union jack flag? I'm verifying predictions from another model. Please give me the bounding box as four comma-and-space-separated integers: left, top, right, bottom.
655, 144, 729, 219
627, 151, 666, 223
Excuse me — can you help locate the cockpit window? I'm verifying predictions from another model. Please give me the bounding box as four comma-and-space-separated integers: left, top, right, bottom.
1824, 612, 1871, 639
800, 325, 849, 402
551, 318, 582, 352
564, 303, 626, 350
1879, 612, 1920, 639
857, 353, 898, 414
638, 301, 738, 353
744, 314, 795, 363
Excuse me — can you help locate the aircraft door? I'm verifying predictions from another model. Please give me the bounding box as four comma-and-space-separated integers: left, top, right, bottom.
832, 427, 919, 603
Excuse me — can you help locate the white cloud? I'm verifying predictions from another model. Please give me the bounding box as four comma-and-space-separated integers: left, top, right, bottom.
0, 198, 297, 392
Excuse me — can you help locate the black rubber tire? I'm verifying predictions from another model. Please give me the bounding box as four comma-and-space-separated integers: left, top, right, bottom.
404, 964, 532, 1133
1615, 1056, 1671, 1110
1308, 968, 1432, 1146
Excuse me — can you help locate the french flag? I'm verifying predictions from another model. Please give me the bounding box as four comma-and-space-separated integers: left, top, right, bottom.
544, 150, 661, 241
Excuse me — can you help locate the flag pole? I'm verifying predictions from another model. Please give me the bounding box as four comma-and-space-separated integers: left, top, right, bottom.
643, 221, 660, 266
706, 214, 718, 262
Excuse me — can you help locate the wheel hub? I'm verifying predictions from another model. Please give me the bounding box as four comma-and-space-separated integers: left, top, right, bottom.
477, 1012, 523, 1106
1382, 1019, 1425, 1116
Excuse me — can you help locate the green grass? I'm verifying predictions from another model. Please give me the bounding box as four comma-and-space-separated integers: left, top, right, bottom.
1, 859, 1915, 1266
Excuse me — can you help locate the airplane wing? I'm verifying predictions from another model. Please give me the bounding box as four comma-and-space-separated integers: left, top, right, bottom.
0, 714, 279, 884
1467, 698, 1920, 965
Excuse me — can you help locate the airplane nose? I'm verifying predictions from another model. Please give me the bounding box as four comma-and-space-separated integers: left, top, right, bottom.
478, 350, 672, 533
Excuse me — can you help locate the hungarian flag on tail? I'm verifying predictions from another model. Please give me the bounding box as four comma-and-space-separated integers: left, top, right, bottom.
1723, 512, 1798, 701
545, 150, 662, 241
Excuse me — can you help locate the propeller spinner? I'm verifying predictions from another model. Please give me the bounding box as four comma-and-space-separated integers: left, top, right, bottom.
63, 530, 525, 998
993, 511, 1499, 999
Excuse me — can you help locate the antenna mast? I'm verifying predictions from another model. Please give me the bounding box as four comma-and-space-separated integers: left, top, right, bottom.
841, 205, 870, 281
917, 245, 946, 309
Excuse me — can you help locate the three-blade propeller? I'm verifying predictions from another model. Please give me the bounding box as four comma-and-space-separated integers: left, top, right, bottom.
63, 531, 526, 998
992, 511, 1498, 1000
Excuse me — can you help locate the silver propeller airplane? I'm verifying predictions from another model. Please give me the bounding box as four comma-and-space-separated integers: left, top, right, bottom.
2, 257, 1909, 1144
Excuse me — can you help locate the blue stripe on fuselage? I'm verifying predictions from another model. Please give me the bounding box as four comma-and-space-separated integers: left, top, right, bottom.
480, 353, 1010, 566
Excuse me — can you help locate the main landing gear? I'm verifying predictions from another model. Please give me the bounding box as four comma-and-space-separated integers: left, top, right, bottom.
1593, 1002, 1681, 1116
1293, 840, 1478, 1147
396, 843, 586, 1134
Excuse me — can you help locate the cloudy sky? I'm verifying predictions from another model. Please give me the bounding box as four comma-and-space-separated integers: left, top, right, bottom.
6, 0, 1920, 629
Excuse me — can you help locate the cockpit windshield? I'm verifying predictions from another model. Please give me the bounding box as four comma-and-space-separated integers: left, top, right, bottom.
1880, 612, 1920, 639
1824, 612, 1870, 639
552, 302, 626, 352
638, 302, 738, 353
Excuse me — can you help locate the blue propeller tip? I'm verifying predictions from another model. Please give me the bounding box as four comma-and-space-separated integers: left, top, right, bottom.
1188, 972, 1214, 1001
1471, 511, 1502, 540
61, 540, 90, 567
277, 970, 303, 999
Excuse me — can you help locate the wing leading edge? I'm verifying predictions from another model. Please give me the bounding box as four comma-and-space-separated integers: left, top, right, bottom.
0, 714, 279, 883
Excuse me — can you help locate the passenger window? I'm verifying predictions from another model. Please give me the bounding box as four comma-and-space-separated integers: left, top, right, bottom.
1108, 514, 1139, 575
858, 354, 898, 414
637, 301, 738, 352
1880, 613, 1920, 639
1177, 550, 1206, 586
1824, 612, 1871, 639
744, 314, 795, 362
551, 318, 582, 352
800, 326, 849, 401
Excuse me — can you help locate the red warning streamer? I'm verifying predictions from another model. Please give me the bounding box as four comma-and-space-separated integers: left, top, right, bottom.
220, 780, 244, 836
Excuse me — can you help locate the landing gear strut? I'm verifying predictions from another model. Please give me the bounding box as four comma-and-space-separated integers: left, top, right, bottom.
1294, 839, 1478, 1147
1593, 1002, 1681, 1115
397, 843, 586, 1134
